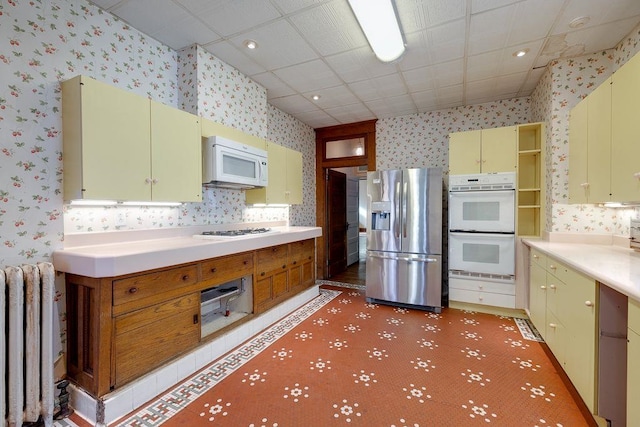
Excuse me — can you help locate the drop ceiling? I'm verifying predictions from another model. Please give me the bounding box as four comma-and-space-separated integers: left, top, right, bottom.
90, 0, 640, 129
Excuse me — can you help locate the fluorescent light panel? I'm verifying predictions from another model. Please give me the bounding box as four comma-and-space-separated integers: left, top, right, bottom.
348, 0, 405, 62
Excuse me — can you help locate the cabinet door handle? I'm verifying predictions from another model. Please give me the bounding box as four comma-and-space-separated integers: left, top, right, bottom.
152, 178, 159, 184
540, 285, 546, 290
193, 314, 199, 324
272, 248, 278, 252
308, 256, 312, 260
549, 264, 556, 270
533, 254, 539, 259
282, 264, 286, 269
549, 323, 557, 328
634, 172, 640, 179
261, 272, 265, 276
243, 260, 248, 265
128, 287, 138, 294
293, 261, 297, 265
580, 182, 590, 188
585, 300, 594, 307
182, 275, 190, 281
210, 268, 217, 273
549, 284, 556, 290
145, 178, 152, 184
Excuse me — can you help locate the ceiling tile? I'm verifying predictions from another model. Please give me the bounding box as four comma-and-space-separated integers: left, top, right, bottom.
412, 89, 438, 112
349, 74, 408, 101
301, 85, 360, 109
520, 67, 547, 93
437, 84, 463, 104
324, 102, 375, 124
398, 30, 434, 71
228, 20, 319, 70
365, 94, 417, 119
289, 0, 368, 56
110, 0, 192, 36
468, 4, 515, 55
402, 66, 437, 93
471, 0, 520, 14
466, 78, 498, 100
269, 0, 329, 14
506, 0, 563, 47
296, 109, 340, 128
325, 46, 398, 84
499, 39, 544, 75
425, 19, 466, 64
250, 72, 296, 98
88, 0, 123, 9
203, 41, 266, 76
268, 93, 318, 113
150, 17, 221, 49
434, 59, 464, 87
495, 71, 529, 94
397, 0, 466, 32
425, 0, 467, 26
552, 0, 640, 35
273, 59, 342, 93
176, 0, 281, 37
564, 17, 640, 55
466, 51, 501, 82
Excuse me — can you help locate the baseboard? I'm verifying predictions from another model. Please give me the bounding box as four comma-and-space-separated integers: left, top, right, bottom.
448, 300, 528, 318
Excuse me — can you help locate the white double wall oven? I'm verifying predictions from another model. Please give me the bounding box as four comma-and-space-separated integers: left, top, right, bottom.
448, 172, 517, 308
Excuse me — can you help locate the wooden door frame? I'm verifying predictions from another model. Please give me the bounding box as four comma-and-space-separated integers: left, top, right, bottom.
315, 120, 376, 280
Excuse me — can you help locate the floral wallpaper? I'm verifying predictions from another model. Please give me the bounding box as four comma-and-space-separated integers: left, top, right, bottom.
531, 22, 640, 234
376, 98, 532, 175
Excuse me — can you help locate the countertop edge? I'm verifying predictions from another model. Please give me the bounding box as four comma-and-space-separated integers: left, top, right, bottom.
54, 227, 322, 278
523, 239, 640, 303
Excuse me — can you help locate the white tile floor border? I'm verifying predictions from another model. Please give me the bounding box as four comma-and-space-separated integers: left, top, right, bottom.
63, 284, 328, 426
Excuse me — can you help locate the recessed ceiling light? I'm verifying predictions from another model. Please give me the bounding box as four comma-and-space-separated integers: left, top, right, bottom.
569, 16, 590, 29
513, 49, 529, 57
244, 39, 258, 50
312, 95, 321, 101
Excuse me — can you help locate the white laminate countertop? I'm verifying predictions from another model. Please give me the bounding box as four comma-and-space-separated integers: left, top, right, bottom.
524, 239, 640, 303
53, 226, 322, 278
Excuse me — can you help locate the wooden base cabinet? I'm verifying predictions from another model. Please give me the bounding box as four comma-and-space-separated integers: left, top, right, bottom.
254, 239, 316, 313
66, 242, 315, 397
527, 248, 597, 412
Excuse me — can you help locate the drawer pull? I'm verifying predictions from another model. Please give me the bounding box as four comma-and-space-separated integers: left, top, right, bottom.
549, 323, 557, 328
261, 272, 265, 276
243, 260, 248, 265
540, 285, 546, 290
193, 314, 199, 324
182, 275, 190, 281
308, 256, 312, 260
210, 268, 217, 273
585, 300, 594, 307
293, 261, 297, 265
549, 264, 556, 270
272, 248, 278, 252
128, 287, 138, 294
282, 264, 286, 269
533, 254, 539, 259
478, 286, 483, 290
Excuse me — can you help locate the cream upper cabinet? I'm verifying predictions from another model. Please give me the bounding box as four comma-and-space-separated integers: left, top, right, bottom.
449, 130, 481, 174
569, 78, 612, 204
449, 127, 516, 175
62, 75, 151, 201
568, 99, 588, 203
62, 75, 202, 202
200, 118, 266, 151
150, 101, 202, 202
245, 142, 303, 205
611, 52, 640, 202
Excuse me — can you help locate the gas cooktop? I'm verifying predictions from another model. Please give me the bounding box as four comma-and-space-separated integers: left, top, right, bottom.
193, 228, 276, 239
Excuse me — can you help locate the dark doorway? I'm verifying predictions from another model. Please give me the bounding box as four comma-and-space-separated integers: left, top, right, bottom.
327, 169, 347, 277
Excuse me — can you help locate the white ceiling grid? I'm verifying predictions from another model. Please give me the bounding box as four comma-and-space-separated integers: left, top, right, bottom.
90, 0, 640, 128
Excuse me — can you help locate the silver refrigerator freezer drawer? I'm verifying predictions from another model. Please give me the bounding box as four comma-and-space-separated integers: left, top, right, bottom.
365, 251, 442, 311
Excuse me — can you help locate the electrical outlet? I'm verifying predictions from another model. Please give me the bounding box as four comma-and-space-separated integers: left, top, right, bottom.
116, 211, 126, 227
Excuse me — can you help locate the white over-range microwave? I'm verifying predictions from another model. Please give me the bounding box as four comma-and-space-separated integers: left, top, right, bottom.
203, 136, 268, 189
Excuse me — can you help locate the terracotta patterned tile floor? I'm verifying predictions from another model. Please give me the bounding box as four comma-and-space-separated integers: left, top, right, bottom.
65, 284, 594, 426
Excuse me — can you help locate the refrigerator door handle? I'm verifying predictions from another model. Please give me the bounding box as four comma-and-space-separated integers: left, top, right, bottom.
368, 253, 438, 263
395, 180, 401, 238
402, 180, 408, 238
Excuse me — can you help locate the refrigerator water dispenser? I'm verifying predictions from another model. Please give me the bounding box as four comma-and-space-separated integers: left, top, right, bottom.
370, 201, 392, 230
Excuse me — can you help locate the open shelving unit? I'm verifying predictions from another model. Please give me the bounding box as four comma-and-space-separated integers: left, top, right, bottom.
516, 123, 545, 237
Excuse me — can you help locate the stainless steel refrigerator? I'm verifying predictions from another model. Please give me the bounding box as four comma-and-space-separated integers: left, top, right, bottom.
366, 168, 443, 312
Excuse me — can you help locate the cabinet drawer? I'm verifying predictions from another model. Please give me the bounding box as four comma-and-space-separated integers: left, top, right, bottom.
530, 248, 546, 267
113, 293, 200, 387
545, 272, 564, 318
629, 298, 640, 334
201, 252, 253, 285
113, 265, 198, 308
289, 239, 314, 264
449, 277, 515, 295
449, 288, 516, 308
256, 244, 288, 274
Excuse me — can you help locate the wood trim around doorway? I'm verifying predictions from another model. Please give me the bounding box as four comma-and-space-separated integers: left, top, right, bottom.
315, 119, 376, 280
